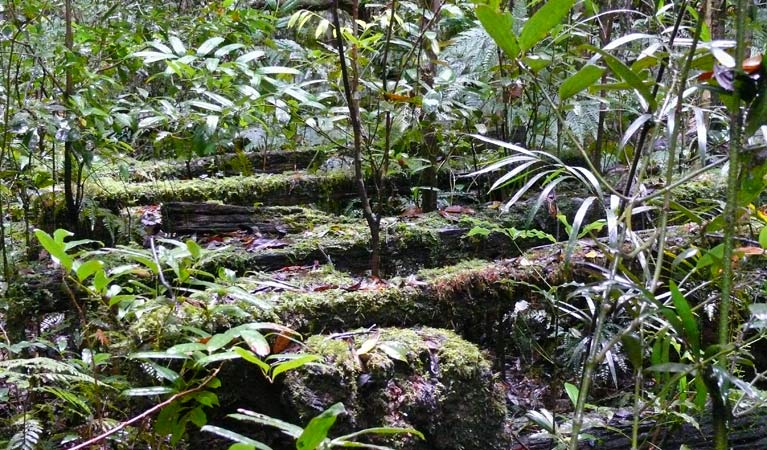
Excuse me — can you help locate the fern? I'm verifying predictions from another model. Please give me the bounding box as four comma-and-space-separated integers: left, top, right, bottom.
7, 416, 42, 450
564, 99, 601, 146
443, 26, 498, 76
0, 357, 100, 386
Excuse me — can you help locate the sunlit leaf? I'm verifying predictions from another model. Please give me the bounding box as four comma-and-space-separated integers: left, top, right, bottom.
559, 64, 604, 100
297, 403, 345, 450
202, 425, 272, 449
669, 281, 700, 354
475, 5, 519, 59
122, 386, 175, 396
197, 37, 225, 56
168, 36, 186, 55
518, 0, 575, 52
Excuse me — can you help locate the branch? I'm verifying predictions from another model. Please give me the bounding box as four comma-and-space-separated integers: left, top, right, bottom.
66, 367, 221, 450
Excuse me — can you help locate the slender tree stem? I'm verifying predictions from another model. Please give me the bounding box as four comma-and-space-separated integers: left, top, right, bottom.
621, 0, 687, 201
651, 1, 705, 292
332, 0, 381, 276
715, 0, 748, 447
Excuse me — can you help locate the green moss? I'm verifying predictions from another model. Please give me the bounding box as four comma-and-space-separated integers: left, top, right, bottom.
88, 171, 356, 211
283, 327, 510, 450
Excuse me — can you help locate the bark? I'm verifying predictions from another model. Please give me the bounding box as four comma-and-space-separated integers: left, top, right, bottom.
161, 202, 296, 234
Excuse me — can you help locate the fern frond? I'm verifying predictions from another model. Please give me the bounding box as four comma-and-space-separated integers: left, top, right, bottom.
0, 357, 99, 386
7, 416, 42, 450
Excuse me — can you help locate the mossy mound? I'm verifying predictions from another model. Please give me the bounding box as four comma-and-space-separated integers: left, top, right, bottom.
126, 256, 563, 356
282, 327, 510, 450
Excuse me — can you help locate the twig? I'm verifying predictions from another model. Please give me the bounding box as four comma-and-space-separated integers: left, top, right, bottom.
66, 366, 221, 450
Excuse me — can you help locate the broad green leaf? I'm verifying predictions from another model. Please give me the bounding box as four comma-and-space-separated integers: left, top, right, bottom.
669, 281, 700, 354
148, 41, 174, 54
132, 51, 178, 63
34, 229, 73, 272
519, 0, 575, 52
621, 333, 643, 370
207, 332, 236, 352
523, 54, 552, 72
145, 362, 180, 383
138, 115, 166, 128
168, 342, 207, 354
197, 37, 225, 56
378, 342, 409, 362
241, 330, 270, 357
228, 410, 303, 438
63, 238, 99, 252
297, 403, 345, 450
53, 228, 74, 245
746, 89, 767, 137
236, 50, 265, 64
256, 66, 301, 75
75, 259, 104, 282
186, 239, 202, 259
563, 382, 579, 407
202, 91, 234, 108
130, 351, 189, 360
475, 5, 519, 59
589, 47, 655, 110
202, 425, 272, 449
660, 307, 686, 344
526, 409, 555, 433
333, 426, 424, 442
214, 43, 245, 57
233, 347, 271, 373
197, 350, 242, 366
760, 226, 767, 250
187, 100, 223, 112
559, 64, 604, 100
270, 355, 322, 380
168, 36, 186, 55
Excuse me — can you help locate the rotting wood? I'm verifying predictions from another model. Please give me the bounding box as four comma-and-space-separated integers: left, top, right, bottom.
161, 202, 294, 234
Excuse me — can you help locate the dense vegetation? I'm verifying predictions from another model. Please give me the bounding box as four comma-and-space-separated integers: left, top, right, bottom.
2, 0, 767, 449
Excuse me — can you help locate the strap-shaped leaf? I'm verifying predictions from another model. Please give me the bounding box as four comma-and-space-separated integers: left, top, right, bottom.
587, 46, 656, 110
563, 196, 596, 264
669, 281, 700, 354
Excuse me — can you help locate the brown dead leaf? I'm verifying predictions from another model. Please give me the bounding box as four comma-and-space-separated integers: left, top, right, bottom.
400, 207, 423, 218
443, 205, 476, 215
735, 246, 765, 256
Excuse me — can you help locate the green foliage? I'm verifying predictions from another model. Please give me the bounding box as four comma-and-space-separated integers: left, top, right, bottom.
205, 402, 423, 450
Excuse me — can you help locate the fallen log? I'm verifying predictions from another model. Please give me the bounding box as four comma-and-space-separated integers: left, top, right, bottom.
161, 202, 293, 235
132, 148, 321, 181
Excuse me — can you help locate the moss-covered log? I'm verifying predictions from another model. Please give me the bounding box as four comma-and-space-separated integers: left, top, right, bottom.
125, 148, 322, 182
88, 171, 359, 212
128, 251, 575, 352
282, 327, 511, 450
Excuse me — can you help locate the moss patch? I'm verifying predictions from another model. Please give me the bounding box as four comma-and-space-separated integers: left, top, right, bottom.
282, 327, 510, 450
88, 171, 356, 211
